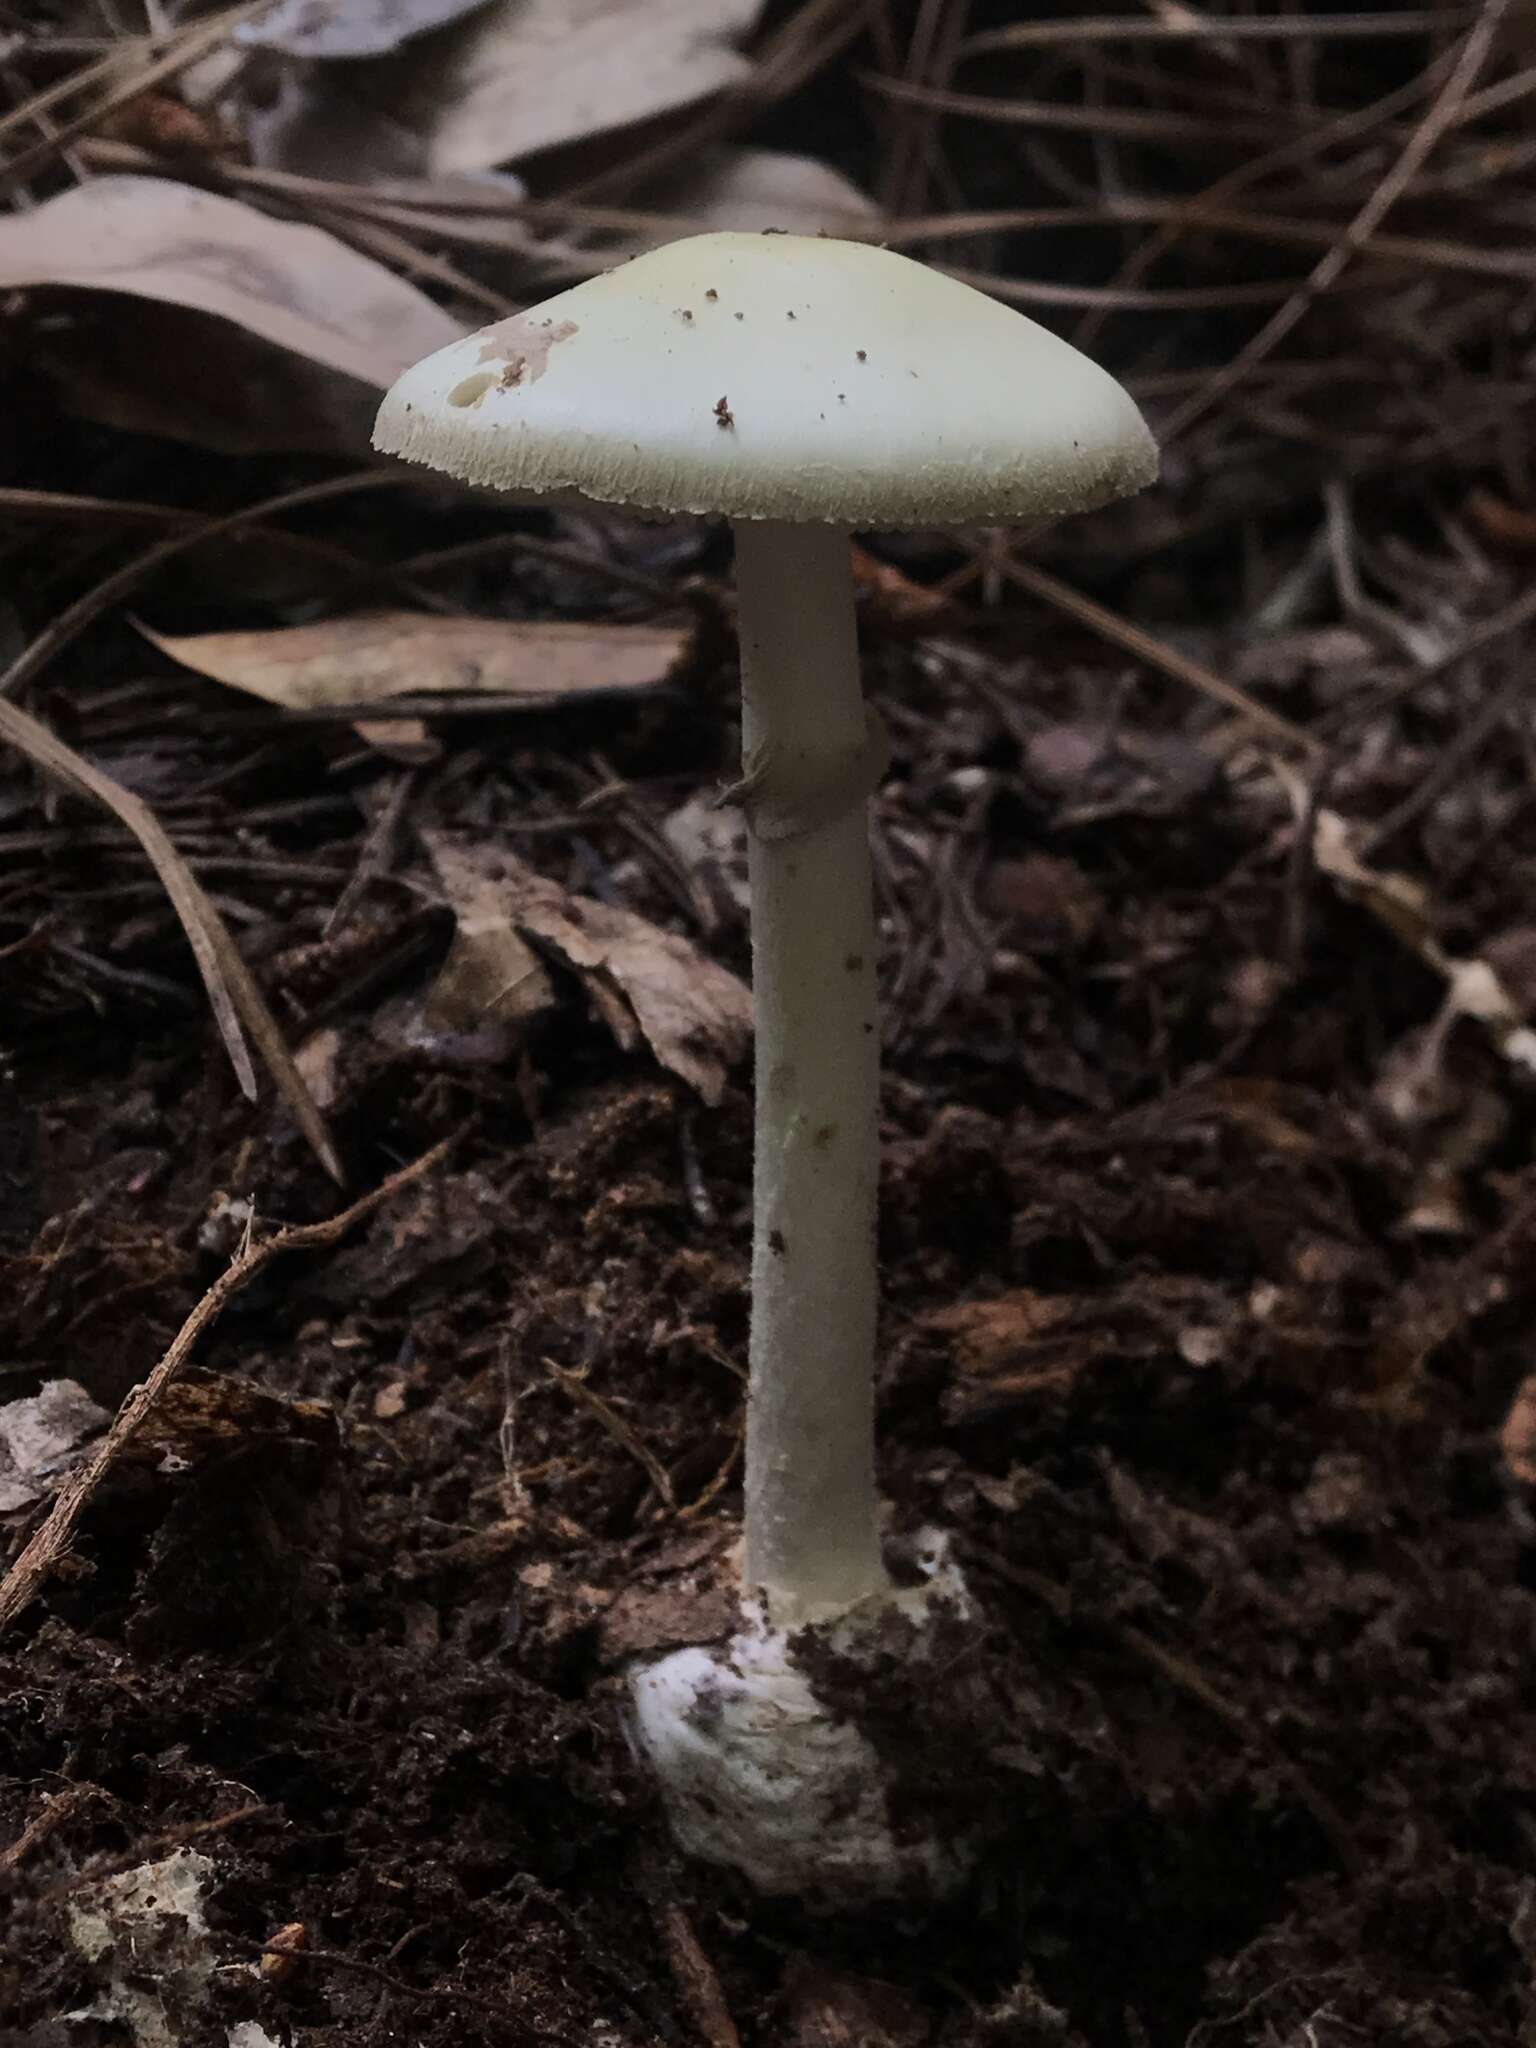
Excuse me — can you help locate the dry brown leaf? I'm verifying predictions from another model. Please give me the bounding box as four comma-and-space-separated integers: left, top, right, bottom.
392, 0, 764, 174
0, 175, 461, 387
0, 175, 462, 453
0, 693, 342, 1184
139, 612, 691, 710
419, 834, 751, 1101
419, 827, 557, 1039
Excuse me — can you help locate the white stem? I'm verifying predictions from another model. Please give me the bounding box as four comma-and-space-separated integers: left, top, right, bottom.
733, 519, 888, 1621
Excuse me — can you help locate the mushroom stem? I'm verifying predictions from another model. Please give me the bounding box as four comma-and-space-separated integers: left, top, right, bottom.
734, 518, 889, 1622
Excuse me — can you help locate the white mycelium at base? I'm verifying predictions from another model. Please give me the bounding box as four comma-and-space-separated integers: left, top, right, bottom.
629, 1541, 973, 1902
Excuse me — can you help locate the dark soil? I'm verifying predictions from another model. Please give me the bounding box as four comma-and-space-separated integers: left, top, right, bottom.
8, 4, 1536, 2038
5, 526, 1536, 2046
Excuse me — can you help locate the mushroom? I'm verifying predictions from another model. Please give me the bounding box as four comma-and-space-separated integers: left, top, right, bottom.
373, 231, 1156, 1902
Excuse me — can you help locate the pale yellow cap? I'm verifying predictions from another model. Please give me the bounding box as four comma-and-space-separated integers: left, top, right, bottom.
373, 232, 1157, 527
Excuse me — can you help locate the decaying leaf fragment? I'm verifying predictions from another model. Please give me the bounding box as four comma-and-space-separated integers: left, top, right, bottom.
67, 1850, 217, 2048
0, 1380, 110, 1514
418, 834, 752, 1101
139, 611, 692, 710
419, 826, 556, 1042
1275, 762, 1536, 1234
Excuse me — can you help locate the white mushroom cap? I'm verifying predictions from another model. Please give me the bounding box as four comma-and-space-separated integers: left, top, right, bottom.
373, 232, 1156, 527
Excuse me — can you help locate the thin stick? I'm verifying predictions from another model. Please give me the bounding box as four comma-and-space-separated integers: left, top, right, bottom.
0, 1, 267, 187
0, 1130, 464, 1638
0, 692, 343, 1182
545, 1359, 676, 1511
1161, 0, 1511, 440
0, 471, 396, 703
1360, 660, 1532, 857
998, 556, 1323, 757
962, 8, 1486, 52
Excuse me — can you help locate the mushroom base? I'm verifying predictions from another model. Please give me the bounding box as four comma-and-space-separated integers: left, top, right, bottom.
628, 1537, 979, 1906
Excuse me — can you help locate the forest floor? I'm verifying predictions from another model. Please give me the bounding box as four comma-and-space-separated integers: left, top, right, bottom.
5, 4, 1536, 2045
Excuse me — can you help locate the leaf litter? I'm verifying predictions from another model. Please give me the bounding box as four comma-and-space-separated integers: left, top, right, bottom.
419, 829, 752, 1103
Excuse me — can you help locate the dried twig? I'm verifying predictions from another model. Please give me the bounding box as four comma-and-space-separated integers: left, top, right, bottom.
950, 550, 1322, 758
0, 471, 396, 704
0, 1130, 465, 1637
965, 1542, 1363, 1878
219, 1935, 587, 2046
1162, 0, 1512, 439
0, 692, 342, 1181
545, 1358, 677, 1511
0, 1, 267, 188
654, 1897, 741, 2048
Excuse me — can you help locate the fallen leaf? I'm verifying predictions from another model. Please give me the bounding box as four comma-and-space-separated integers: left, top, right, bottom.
140, 612, 691, 710
393, 0, 765, 174
113, 1372, 338, 1468
419, 826, 557, 1039
925, 1290, 1078, 1376
0, 175, 463, 453
0, 1381, 110, 1514
418, 834, 752, 1101
0, 177, 463, 382
242, 0, 496, 58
